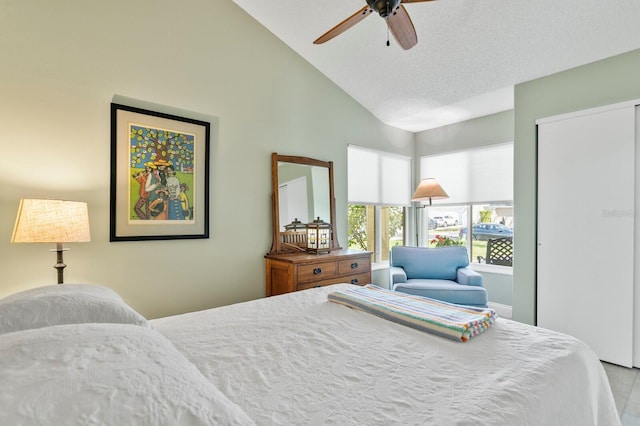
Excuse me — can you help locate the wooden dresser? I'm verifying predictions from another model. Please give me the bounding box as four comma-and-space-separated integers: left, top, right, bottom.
265, 249, 372, 296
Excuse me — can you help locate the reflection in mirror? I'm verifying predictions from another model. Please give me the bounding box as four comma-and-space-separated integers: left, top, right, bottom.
270, 153, 340, 255
277, 162, 330, 231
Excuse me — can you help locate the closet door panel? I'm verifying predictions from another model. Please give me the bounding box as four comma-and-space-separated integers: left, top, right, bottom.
635, 106, 640, 367
537, 105, 635, 367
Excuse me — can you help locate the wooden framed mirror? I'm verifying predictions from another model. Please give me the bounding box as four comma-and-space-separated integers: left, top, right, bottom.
269, 153, 341, 254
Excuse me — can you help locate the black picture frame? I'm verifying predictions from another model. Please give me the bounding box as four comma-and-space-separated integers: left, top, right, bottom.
110, 103, 210, 241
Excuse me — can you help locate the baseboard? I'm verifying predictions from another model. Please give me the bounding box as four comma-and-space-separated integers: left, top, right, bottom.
488, 302, 512, 320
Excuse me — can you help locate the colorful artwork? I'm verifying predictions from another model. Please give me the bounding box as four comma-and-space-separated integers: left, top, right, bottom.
110, 103, 210, 241
128, 125, 195, 222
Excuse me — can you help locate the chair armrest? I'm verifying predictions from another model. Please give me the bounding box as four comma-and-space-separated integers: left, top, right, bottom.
457, 267, 483, 286
389, 266, 407, 287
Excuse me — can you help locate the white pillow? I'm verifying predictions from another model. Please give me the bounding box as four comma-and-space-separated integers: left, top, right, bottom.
0, 323, 255, 425
0, 284, 148, 334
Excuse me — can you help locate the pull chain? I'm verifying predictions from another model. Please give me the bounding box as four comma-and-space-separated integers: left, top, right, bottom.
386, 1, 390, 47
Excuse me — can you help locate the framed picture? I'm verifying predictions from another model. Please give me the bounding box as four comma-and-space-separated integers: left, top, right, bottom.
110, 103, 210, 241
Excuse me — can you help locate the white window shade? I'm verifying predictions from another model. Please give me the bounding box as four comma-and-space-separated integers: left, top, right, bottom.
420, 143, 513, 204
348, 145, 411, 206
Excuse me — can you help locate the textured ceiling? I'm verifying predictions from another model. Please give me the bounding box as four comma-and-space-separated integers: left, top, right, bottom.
232, 0, 640, 132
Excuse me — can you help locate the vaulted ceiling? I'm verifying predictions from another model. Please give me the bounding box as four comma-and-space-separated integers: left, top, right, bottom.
232, 0, 640, 132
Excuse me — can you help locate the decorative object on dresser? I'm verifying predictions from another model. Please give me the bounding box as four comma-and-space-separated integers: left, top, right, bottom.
305, 216, 332, 254
282, 218, 306, 251
11, 198, 91, 284
267, 153, 371, 295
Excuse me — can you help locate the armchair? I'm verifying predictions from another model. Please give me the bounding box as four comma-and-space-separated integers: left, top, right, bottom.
389, 246, 488, 308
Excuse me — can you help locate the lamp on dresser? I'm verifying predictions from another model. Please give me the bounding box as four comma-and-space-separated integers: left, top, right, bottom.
306, 217, 331, 254
11, 198, 91, 284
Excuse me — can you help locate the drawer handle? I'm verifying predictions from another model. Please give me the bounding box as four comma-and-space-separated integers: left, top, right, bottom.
350, 262, 359, 269
351, 278, 359, 284
313, 268, 323, 275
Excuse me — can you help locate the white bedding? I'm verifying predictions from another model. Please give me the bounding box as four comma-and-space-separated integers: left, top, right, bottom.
0, 323, 254, 425
152, 284, 620, 426
0, 284, 148, 334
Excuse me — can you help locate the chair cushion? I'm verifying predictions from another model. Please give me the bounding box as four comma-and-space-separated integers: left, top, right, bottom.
393, 280, 488, 307
390, 246, 469, 280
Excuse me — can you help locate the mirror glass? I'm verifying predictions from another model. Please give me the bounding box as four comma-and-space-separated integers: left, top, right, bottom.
277, 162, 330, 230
269, 153, 340, 254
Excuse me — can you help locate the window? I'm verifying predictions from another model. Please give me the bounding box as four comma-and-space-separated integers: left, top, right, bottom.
419, 143, 513, 268
347, 145, 411, 264
424, 203, 513, 266
348, 205, 405, 263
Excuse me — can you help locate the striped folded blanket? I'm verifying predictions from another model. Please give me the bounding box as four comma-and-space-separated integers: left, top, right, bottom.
327, 284, 497, 342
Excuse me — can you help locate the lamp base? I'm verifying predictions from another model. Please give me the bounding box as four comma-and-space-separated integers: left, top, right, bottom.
49, 243, 69, 284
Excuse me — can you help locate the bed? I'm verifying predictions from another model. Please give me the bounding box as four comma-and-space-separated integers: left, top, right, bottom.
0, 283, 621, 425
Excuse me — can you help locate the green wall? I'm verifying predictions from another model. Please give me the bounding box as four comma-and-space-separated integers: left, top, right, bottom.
513, 48, 640, 324
415, 110, 514, 157
0, 0, 414, 319
482, 271, 513, 306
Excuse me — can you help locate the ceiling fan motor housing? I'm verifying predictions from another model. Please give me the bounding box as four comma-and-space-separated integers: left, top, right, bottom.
366, 0, 401, 18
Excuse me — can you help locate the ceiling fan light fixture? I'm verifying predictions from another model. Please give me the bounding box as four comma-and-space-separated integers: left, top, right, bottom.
314, 0, 426, 49
366, 0, 401, 18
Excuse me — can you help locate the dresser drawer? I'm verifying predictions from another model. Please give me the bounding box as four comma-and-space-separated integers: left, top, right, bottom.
296, 272, 370, 291
336, 272, 370, 287
338, 257, 371, 276
265, 250, 372, 296
297, 261, 337, 283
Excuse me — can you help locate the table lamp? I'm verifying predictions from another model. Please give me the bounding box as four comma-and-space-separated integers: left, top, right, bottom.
11, 198, 91, 284
411, 178, 449, 206
411, 178, 449, 246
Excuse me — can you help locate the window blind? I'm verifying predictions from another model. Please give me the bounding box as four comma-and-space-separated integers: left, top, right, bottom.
348, 145, 412, 206
419, 143, 513, 204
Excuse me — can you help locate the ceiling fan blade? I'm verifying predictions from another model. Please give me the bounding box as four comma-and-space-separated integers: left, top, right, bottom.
387, 5, 417, 50
314, 6, 373, 45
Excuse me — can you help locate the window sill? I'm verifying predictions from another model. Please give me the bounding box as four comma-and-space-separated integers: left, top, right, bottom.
470, 263, 513, 276
372, 261, 390, 272
372, 260, 512, 276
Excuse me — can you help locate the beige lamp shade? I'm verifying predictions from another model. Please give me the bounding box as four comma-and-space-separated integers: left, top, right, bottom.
11, 199, 91, 243
411, 178, 449, 204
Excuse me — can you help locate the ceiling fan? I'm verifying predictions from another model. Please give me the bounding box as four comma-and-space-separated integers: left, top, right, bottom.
313, 0, 437, 50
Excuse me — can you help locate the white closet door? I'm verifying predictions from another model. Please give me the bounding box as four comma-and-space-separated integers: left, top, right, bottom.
635, 106, 640, 366
537, 104, 635, 367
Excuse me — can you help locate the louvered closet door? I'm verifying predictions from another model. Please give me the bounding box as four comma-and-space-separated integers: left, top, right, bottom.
537, 103, 636, 367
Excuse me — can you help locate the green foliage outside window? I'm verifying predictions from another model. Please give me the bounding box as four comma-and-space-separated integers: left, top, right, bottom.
430, 234, 464, 247
479, 210, 492, 223
348, 205, 368, 250
386, 206, 404, 245
347, 205, 404, 251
